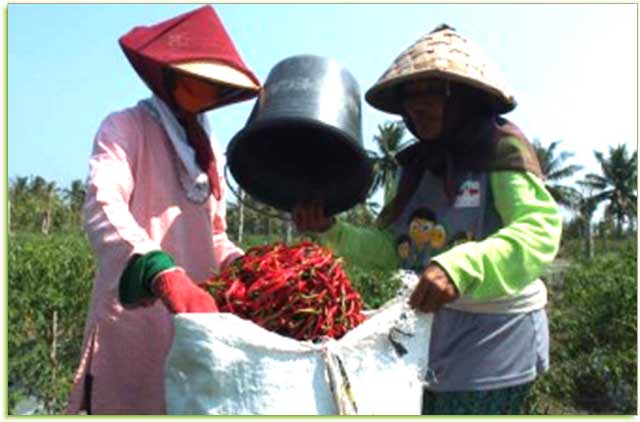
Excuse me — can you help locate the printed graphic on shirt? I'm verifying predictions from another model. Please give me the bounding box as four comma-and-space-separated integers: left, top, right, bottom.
408, 208, 436, 250
396, 234, 413, 270
397, 207, 450, 272
407, 207, 435, 272
430, 224, 447, 249
454, 180, 481, 208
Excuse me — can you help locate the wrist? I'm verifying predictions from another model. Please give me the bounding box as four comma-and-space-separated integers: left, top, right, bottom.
119, 250, 177, 306
427, 260, 458, 293
430, 256, 466, 295
150, 267, 184, 296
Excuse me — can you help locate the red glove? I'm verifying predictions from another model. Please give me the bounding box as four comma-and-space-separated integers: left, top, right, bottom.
152, 268, 219, 313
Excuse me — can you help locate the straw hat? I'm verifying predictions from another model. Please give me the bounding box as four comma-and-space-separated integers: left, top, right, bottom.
365, 24, 516, 115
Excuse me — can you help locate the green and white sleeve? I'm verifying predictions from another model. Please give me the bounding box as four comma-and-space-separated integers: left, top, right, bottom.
432, 171, 562, 300
319, 220, 399, 272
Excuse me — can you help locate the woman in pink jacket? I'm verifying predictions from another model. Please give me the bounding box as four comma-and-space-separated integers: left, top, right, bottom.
66, 6, 260, 414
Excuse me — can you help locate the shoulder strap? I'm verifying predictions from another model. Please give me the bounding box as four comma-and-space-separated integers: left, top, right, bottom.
489, 118, 543, 179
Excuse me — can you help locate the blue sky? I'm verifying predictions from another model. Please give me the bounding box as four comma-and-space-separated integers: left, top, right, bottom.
7, 3, 638, 211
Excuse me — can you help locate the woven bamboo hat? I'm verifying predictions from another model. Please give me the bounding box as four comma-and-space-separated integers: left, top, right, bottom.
365, 24, 516, 115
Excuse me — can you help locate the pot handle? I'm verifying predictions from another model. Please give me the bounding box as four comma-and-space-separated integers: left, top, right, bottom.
223, 164, 292, 222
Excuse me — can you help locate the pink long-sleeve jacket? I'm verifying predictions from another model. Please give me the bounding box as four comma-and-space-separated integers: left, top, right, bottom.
66, 103, 243, 414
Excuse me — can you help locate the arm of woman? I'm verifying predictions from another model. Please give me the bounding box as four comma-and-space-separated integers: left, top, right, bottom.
86, 111, 217, 312
84, 111, 162, 305
317, 220, 399, 271
430, 170, 562, 300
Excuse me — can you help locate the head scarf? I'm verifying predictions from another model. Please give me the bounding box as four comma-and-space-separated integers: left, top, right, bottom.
377, 114, 542, 228
119, 6, 260, 200
366, 24, 541, 227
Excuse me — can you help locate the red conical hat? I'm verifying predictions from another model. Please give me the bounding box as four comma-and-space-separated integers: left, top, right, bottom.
119, 5, 260, 110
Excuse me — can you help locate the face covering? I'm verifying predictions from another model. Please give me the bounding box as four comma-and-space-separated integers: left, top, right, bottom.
119, 6, 260, 201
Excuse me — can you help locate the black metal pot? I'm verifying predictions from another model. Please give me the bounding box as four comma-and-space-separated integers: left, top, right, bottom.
227, 55, 373, 215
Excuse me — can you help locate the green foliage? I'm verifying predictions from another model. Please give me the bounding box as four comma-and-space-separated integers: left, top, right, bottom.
580, 144, 637, 237
556, 237, 636, 260
368, 120, 410, 204
7, 142, 635, 415
237, 234, 297, 249
8, 232, 95, 414
226, 195, 293, 242
8, 229, 637, 415
526, 240, 637, 415
532, 139, 582, 208
9, 176, 86, 235
342, 263, 400, 310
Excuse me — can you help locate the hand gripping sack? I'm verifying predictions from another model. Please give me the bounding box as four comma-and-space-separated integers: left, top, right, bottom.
165, 271, 432, 415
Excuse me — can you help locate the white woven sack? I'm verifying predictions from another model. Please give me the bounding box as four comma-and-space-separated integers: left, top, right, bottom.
165, 271, 432, 415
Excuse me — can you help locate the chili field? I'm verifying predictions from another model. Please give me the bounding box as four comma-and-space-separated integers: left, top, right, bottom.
6, 232, 637, 415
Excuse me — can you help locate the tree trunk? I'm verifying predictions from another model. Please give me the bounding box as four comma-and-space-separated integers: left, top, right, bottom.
617, 213, 624, 239
383, 177, 394, 206
585, 221, 594, 260
41, 191, 54, 235
41, 211, 50, 235
50, 311, 58, 363
286, 220, 293, 244
238, 189, 245, 244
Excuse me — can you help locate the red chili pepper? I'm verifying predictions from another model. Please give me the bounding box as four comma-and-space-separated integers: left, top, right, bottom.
204, 241, 366, 341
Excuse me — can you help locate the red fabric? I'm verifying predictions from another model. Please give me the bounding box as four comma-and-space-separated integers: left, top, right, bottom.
153, 269, 219, 313
119, 5, 258, 201
119, 5, 259, 107
184, 113, 221, 200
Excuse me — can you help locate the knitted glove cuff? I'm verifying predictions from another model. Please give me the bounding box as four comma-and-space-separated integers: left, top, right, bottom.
119, 250, 176, 306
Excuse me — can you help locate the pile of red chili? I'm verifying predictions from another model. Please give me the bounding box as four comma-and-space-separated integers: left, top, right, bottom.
202, 241, 366, 341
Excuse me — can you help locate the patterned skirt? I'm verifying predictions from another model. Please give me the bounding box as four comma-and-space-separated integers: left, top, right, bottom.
422, 383, 532, 415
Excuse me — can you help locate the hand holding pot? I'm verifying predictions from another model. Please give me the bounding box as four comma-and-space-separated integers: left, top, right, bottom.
293, 201, 335, 233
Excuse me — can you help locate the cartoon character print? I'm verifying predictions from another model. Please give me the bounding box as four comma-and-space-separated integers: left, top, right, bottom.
407, 207, 436, 270
399, 207, 450, 271
396, 234, 414, 270
430, 224, 447, 249
408, 208, 436, 250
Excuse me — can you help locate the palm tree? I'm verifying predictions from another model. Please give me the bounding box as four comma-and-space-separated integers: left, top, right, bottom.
29, 176, 47, 197
575, 191, 599, 259
9, 176, 29, 199
368, 121, 411, 205
41, 181, 58, 235
64, 179, 86, 228
532, 139, 583, 208
8, 177, 29, 234
580, 144, 637, 238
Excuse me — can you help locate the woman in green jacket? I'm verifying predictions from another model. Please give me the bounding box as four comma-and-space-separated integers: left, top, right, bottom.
294, 24, 562, 415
